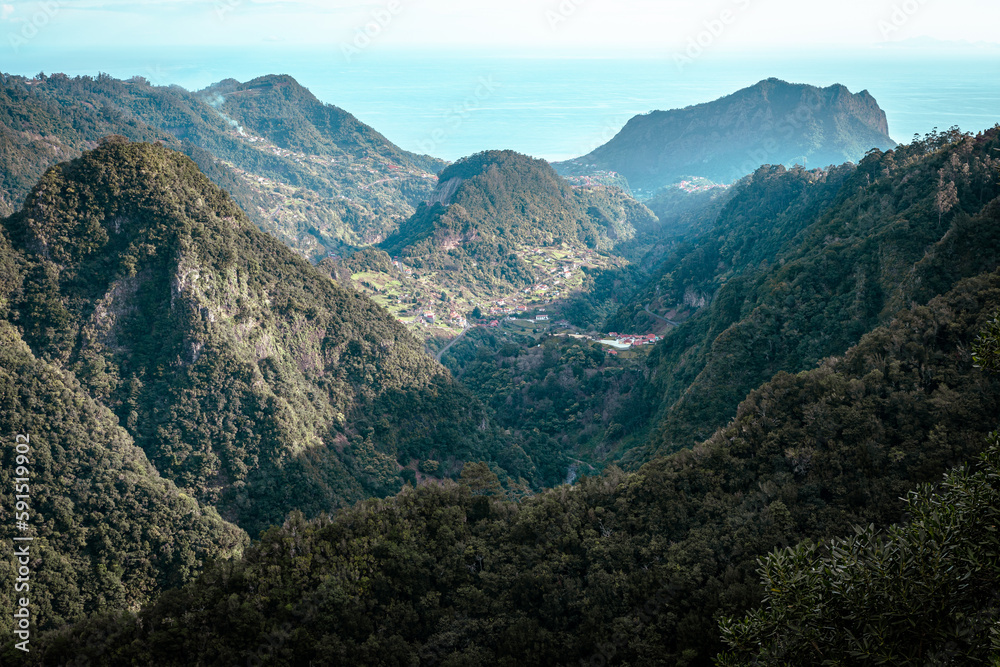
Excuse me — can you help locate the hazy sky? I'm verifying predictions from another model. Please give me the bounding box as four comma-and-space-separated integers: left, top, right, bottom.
2, 0, 1000, 55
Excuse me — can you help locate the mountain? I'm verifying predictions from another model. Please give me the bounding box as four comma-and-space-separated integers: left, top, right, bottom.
0, 74, 666, 346
33, 267, 1000, 665
0, 72, 444, 259
378, 150, 657, 296
3, 139, 532, 536
200, 74, 442, 173
0, 231, 247, 643
603, 126, 1000, 461
554, 78, 898, 193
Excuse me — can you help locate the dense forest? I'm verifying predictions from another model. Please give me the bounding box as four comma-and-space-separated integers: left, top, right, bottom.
441, 330, 651, 486
719, 312, 1000, 665
606, 126, 1000, 463
0, 319, 248, 641
2, 140, 534, 537
0, 106, 997, 664
26, 268, 1000, 665
0, 72, 439, 258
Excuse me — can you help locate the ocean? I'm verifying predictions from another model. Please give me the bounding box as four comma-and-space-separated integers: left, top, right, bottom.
5, 47, 999, 162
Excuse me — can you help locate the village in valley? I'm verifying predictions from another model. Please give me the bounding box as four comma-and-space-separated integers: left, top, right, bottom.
344, 242, 670, 358
203, 118, 676, 359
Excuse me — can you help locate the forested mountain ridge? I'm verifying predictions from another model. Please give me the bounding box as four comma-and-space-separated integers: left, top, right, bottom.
33, 267, 1000, 665
1, 225, 247, 647
379, 150, 657, 296
3, 139, 532, 536
0, 319, 247, 649
720, 318, 1000, 665
554, 78, 897, 193
0, 72, 443, 259
608, 126, 1000, 461
201, 74, 443, 173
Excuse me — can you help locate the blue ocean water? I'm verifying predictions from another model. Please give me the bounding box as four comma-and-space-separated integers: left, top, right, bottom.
6, 47, 999, 162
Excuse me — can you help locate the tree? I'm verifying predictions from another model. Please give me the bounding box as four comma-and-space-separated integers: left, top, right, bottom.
717, 433, 1000, 666
717, 316, 1000, 666
936, 171, 959, 224
974, 313, 1000, 373
459, 461, 503, 496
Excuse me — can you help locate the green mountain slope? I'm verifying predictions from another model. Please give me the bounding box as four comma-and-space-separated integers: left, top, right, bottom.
611, 126, 1000, 460
0, 226, 245, 647
34, 268, 1000, 665
0, 72, 443, 259
202, 74, 442, 173
0, 317, 247, 653
4, 140, 531, 535
555, 78, 897, 193
379, 150, 657, 297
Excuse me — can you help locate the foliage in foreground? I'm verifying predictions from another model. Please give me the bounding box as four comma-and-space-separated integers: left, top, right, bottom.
718, 310, 1000, 666
31, 271, 1000, 666
718, 432, 1000, 666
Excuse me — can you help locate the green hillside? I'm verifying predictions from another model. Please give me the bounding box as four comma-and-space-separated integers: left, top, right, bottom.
610, 126, 1000, 460
379, 150, 657, 297
0, 320, 247, 654
3, 140, 532, 535
203, 74, 442, 173
0, 72, 443, 259
33, 268, 1000, 665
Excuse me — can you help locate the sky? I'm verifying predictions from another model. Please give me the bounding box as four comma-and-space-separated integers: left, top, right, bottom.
2, 0, 1000, 57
